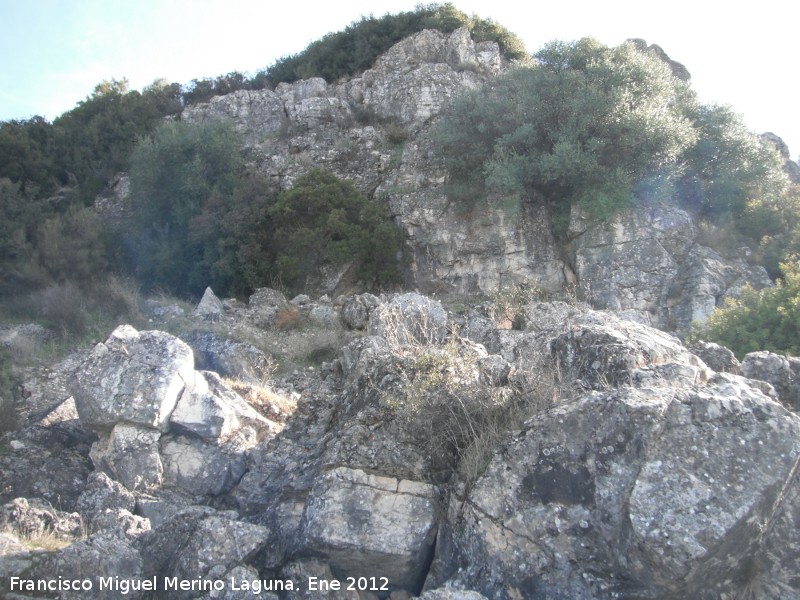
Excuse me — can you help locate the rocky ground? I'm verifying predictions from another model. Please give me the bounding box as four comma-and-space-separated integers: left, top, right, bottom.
1, 287, 799, 599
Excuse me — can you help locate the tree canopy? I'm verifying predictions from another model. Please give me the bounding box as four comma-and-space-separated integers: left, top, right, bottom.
433, 37, 788, 241
433, 38, 698, 227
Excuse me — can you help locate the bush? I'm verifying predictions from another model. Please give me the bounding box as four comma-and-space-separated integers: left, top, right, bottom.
433, 38, 697, 229
388, 338, 556, 484
260, 3, 527, 85
267, 169, 403, 291
679, 104, 786, 218
691, 259, 800, 358
128, 119, 245, 295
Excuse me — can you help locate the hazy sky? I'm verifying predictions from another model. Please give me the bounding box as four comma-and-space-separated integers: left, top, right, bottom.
1, 0, 798, 159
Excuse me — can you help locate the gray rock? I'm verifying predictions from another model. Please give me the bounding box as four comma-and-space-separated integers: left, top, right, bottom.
341, 293, 380, 330
193, 286, 225, 320
438, 379, 800, 598
248, 287, 290, 328
33, 530, 144, 599
690, 340, 741, 374
167, 514, 269, 599
169, 370, 273, 443
302, 467, 438, 592
369, 293, 447, 347
160, 433, 250, 496
90, 424, 163, 490
185, 331, 273, 384
308, 304, 339, 328
741, 350, 800, 411
550, 310, 708, 389
280, 559, 358, 599
72, 325, 195, 432
76, 471, 136, 516
0, 497, 84, 541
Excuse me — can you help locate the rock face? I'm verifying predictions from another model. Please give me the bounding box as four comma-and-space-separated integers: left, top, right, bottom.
175, 27, 774, 331
741, 350, 800, 411
302, 467, 438, 590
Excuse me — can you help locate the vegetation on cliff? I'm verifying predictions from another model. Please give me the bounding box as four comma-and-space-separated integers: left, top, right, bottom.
263, 3, 526, 84
433, 37, 789, 242
692, 257, 800, 358
128, 121, 402, 297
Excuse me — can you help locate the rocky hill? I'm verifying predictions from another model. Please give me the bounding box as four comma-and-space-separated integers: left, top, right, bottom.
3, 27, 800, 600
172, 27, 777, 335
2, 286, 800, 599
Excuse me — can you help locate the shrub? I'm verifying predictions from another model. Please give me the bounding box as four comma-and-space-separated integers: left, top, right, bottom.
128, 119, 245, 296
388, 338, 556, 484
260, 3, 527, 86
433, 38, 697, 229
267, 169, 403, 291
691, 259, 800, 358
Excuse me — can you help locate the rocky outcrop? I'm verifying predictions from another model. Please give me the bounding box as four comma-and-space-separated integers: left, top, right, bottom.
70, 325, 279, 495
741, 350, 800, 412
4, 289, 800, 598
176, 27, 773, 331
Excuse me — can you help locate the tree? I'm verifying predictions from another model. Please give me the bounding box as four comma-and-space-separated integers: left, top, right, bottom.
433, 38, 697, 230
128, 119, 244, 295
692, 259, 800, 358
679, 104, 786, 218
267, 169, 402, 290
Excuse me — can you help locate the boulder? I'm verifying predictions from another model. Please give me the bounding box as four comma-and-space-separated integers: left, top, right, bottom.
741, 350, 800, 411
369, 293, 447, 347
248, 287, 291, 328
437, 378, 800, 598
302, 467, 438, 592
71, 325, 194, 432
184, 331, 273, 384
32, 530, 145, 599
89, 423, 163, 490
76, 471, 136, 516
193, 286, 225, 320
342, 293, 380, 330
689, 340, 741, 374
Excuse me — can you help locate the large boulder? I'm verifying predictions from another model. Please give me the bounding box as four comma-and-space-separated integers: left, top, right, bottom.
434, 370, 800, 598
72, 325, 194, 432
369, 293, 447, 346
71, 326, 278, 495
302, 467, 438, 592
741, 350, 800, 411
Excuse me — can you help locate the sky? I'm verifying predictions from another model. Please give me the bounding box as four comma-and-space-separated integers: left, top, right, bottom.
1, 0, 798, 160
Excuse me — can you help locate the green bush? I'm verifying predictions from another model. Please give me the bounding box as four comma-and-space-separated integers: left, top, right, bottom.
128, 119, 245, 295
261, 3, 527, 85
433, 38, 697, 230
267, 169, 403, 291
679, 104, 786, 218
691, 259, 800, 358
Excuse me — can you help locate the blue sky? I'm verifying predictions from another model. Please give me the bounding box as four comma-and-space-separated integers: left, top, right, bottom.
1, 0, 798, 159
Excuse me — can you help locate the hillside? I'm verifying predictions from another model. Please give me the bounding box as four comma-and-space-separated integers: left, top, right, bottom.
2, 13, 800, 600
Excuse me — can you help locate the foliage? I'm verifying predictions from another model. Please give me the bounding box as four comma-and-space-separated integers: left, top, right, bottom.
433, 38, 697, 229
0, 347, 18, 434
388, 336, 557, 484
128, 119, 245, 295
267, 169, 403, 290
679, 104, 786, 218
692, 259, 800, 358
262, 3, 527, 85
740, 184, 800, 278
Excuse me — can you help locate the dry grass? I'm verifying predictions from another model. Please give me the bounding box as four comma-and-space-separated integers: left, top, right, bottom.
387, 336, 559, 486
224, 378, 298, 423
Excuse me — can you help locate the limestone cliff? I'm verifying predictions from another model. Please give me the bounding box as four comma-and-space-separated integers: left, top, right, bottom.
176, 27, 778, 335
